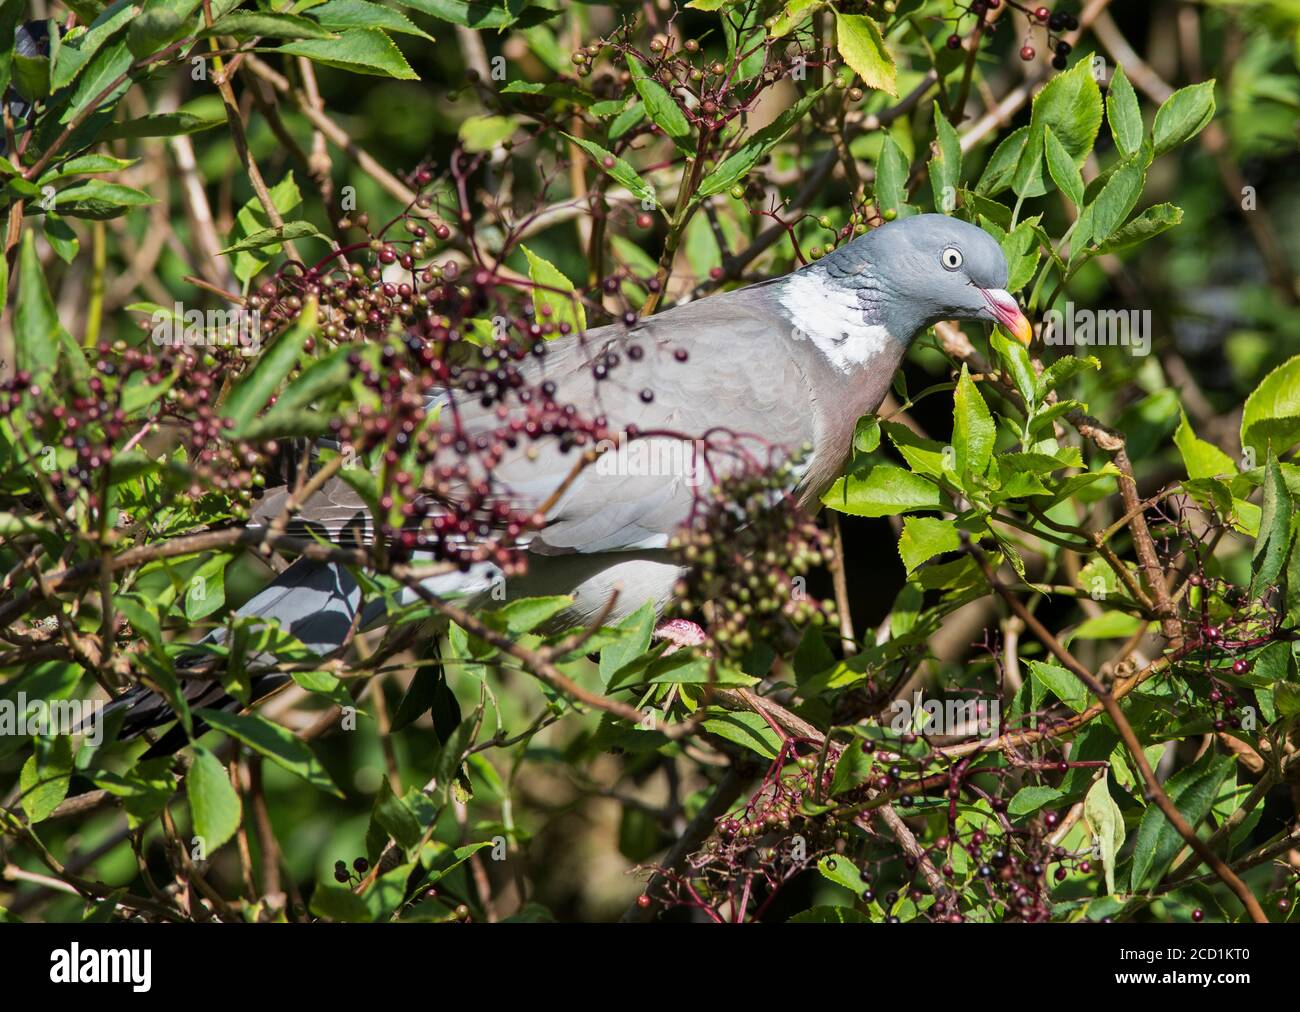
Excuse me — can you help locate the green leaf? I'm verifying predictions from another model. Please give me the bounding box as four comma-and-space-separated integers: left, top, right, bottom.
1106, 64, 1143, 157
817, 854, 869, 897
13, 52, 50, 101
54, 179, 154, 219
788, 905, 871, 923
1130, 752, 1232, 891
0, 2, 25, 98
60, 38, 132, 125
100, 109, 225, 139
1036, 355, 1098, 400
599, 600, 656, 688
229, 172, 304, 282
1083, 774, 1125, 895
999, 217, 1041, 294
976, 126, 1030, 196
834, 13, 896, 96
991, 330, 1036, 409
1043, 125, 1084, 206
1011, 124, 1045, 199
482, 595, 572, 634
221, 220, 326, 256
898, 516, 960, 573
695, 87, 823, 201
458, 114, 517, 152
197, 708, 344, 797
768, 0, 822, 36
369, 777, 422, 853
1174, 411, 1235, 480
1241, 354, 1300, 458
186, 745, 242, 852
276, 27, 418, 79
201, 11, 340, 40
310, 882, 372, 922
564, 133, 657, 208
307, 0, 435, 40
953, 364, 994, 480
50, 1, 138, 92
39, 153, 136, 182
874, 133, 909, 217
1251, 452, 1292, 598
626, 55, 693, 155
823, 465, 945, 517
1083, 148, 1148, 245
223, 302, 314, 432
700, 711, 781, 758
520, 244, 585, 334
15, 231, 68, 379
398, 0, 535, 30
19, 736, 73, 823
184, 554, 228, 621
1153, 80, 1215, 157
1094, 202, 1182, 253
126, 3, 197, 59
853, 414, 880, 453
1008, 785, 1064, 817
1029, 59, 1102, 166
1028, 660, 1087, 712
928, 103, 961, 210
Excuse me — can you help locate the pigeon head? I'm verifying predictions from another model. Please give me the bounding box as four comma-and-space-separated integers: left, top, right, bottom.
816, 213, 1033, 347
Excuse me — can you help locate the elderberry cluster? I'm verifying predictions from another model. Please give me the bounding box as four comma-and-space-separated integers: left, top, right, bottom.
943, 3, 1078, 72
667, 453, 838, 655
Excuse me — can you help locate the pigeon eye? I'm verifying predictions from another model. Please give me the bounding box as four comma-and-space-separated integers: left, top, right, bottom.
941, 247, 963, 271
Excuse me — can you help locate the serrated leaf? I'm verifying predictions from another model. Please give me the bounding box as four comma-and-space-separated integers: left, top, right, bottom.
197, 708, 344, 797
626, 55, 692, 155
1174, 411, 1235, 480
1030, 59, 1102, 166
817, 854, 869, 897
19, 736, 73, 823
834, 13, 896, 96
953, 363, 994, 480
222, 302, 314, 432
1130, 752, 1232, 891
1094, 202, 1182, 253
219, 220, 327, 255
459, 114, 517, 152
276, 27, 418, 79
186, 745, 241, 851
1083, 774, 1125, 895
201, 11, 340, 40
1044, 125, 1084, 206
520, 244, 585, 334
565, 133, 656, 208
898, 516, 960, 573
823, 465, 945, 517
1241, 354, 1300, 458
1106, 64, 1142, 157
1153, 80, 1215, 156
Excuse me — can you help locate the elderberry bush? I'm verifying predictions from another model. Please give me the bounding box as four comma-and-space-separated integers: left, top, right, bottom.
0, 1, 1298, 927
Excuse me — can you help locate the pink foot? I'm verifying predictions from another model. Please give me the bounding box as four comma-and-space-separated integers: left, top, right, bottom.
654, 619, 708, 655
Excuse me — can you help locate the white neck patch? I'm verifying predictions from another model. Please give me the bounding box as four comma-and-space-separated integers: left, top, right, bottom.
778, 269, 893, 373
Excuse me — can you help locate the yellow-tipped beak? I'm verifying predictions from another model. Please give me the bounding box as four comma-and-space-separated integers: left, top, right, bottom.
981, 288, 1034, 346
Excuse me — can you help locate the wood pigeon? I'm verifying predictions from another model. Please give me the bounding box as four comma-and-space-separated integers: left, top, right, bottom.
108, 213, 1030, 740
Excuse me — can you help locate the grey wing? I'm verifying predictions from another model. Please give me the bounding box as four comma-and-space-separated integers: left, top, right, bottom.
463, 286, 817, 554
252, 285, 815, 558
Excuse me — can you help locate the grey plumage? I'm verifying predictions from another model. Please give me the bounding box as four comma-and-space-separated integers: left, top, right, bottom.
108, 213, 1028, 739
